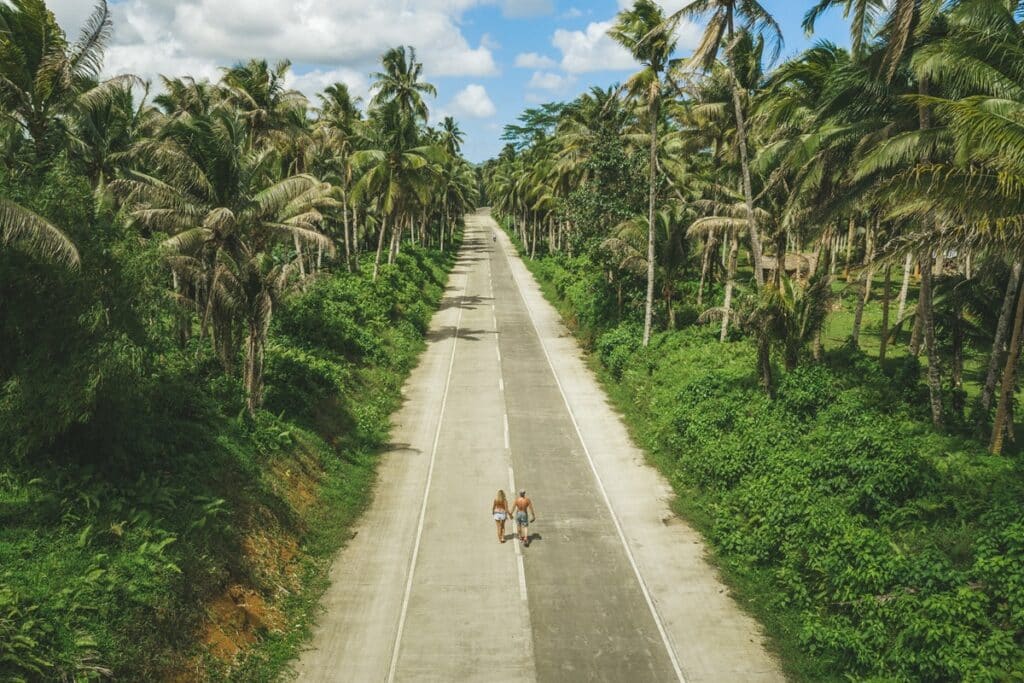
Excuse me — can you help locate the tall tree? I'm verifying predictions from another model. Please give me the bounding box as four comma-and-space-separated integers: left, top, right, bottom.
609, 0, 679, 346
668, 0, 782, 290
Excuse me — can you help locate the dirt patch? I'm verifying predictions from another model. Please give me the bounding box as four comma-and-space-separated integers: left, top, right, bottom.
202, 584, 284, 662
271, 456, 320, 517
191, 448, 326, 674
241, 527, 301, 591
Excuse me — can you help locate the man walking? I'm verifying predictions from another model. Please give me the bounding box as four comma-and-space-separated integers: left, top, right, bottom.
512, 490, 535, 546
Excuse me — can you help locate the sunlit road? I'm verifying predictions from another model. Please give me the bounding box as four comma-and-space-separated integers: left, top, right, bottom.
294, 210, 784, 682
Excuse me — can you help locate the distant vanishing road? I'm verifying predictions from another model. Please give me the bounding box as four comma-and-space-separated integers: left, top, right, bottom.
293, 209, 785, 683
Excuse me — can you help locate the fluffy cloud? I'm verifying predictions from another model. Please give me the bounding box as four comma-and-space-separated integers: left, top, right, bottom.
287, 67, 370, 104
552, 7, 703, 74
47, 0, 497, 85
514, 52, 557, 69
527, 71, 571, 91
502, 0, 554, 18
450, 84, 496, 118
552, 21, 635, 73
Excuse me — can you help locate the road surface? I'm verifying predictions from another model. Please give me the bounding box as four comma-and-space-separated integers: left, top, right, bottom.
293, 210, 784, 682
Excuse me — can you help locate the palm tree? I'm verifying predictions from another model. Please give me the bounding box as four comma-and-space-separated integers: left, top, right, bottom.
1, 199, 80, 267
667, 0, 782, 290
0, 0, 136, 164
609, 0, 679, 347
438, 116, 465, 157
114, 107, 335, 413
221, 58, 307, 146
351, 101, 440, 279
317, 82, 362, 271
802, 0, 887, 58
370, 46, 437, 123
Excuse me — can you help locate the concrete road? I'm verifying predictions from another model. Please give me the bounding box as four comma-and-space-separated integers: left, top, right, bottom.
293, 210, 785, 682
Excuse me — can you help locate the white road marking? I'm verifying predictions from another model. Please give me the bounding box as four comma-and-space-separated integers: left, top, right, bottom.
499, 377, 504, 392
385, 257, 468, 683
503, 413, 510, 449
508, 466, 528, 601
496, 346, 501, 362
500, 232, 688, 683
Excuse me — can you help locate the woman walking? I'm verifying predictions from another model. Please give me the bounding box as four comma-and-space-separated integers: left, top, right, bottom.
492, 490, 510, 543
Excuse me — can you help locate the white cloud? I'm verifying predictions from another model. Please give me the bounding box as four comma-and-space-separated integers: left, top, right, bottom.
47, 0, 498, 88
450, 84, 496, 118
553, 20, 636, 73
287, 67, 370, 104
515, 52, 557, 69
552, 6, 703, 74
561, 8, 584, 19
502, 0, 554, 18
616, 0, 689, 11
527, 71, 571, 91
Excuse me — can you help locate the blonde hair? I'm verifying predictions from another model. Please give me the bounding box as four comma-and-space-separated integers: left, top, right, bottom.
495, 490, 507, 505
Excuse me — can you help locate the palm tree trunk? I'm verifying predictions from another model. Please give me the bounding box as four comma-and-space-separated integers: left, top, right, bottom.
879, 264, 893, 362
294, 234, 307, 282
952, 294, 965, 418
990, 274, 1024, 454
352, 206, 362, 270
441, 204, 448, 252
373, 212, 388, 281
720, 231, 739, 343
531, 217, 538, 259
730, 83, 764, 290
896, 252, 912, 323
851, 221, 875, 347
830, 233, 838, 276
244, 317, 266, 415
643, 94, 659, 346
342, 189, 352, 272
697, 230, 715, 309
773, 231, 785, 290
921, 257, 943, 430
862, 219, 876, 303
979, 262, 1022, 425
844, 215, 856, 282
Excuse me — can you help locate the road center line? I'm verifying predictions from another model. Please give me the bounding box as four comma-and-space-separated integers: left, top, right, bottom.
503, 413, 510, 449
507, 466, 528, 601
385, 246, 469, 683
497, 229, 688, 683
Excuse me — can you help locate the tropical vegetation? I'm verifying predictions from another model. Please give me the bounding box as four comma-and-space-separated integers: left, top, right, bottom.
0, 0, 474, 678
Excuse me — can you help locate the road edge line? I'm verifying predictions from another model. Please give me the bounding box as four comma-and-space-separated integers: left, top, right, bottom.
385, 233, 469, 683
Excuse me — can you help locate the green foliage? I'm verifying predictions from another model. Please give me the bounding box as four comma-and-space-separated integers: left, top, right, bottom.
1, 196, 456, 680
531, 253, 1024, 681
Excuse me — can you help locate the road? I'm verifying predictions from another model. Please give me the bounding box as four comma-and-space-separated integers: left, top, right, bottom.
293, 210, 785, 682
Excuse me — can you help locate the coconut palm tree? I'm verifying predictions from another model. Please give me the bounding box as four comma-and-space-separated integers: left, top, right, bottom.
351, 101, 440, 279
370, 46, 437, 123
113, 107, 335, 413
0, 0, 137, 164
666, 0, 782, 289
221, 58, 307, 147
609, 0, 680, 347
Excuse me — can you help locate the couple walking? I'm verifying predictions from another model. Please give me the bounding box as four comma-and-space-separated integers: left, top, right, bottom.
492, 489, 534, 546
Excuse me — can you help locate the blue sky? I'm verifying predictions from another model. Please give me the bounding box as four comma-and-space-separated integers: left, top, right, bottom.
47, 0, 852, 163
